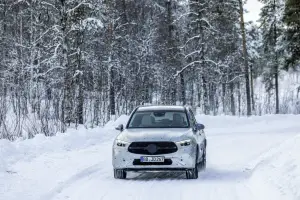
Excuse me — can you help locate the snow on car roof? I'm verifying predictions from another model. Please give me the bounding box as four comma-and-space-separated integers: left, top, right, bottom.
137, 105, 186, 112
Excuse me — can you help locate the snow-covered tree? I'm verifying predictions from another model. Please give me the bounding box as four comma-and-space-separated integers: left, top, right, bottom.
283, 0, 300, 68
259, 0, 285, 114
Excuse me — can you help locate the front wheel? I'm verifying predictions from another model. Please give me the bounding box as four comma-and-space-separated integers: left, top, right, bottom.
198, 147, 206, 171
114, 169, 127, 179
186, 148, 199, 179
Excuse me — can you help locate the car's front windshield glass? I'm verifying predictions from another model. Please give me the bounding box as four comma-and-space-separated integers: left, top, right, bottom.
128, 110, 189, 128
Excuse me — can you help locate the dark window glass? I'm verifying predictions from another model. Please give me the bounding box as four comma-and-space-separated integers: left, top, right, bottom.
128, 110, 189, 128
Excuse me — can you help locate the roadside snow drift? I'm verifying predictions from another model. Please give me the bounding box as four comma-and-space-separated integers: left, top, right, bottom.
0, 114, 300, 200
249, 134, 300, 200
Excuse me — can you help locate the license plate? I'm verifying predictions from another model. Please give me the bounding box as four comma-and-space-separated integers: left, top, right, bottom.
140, 156, 165, 163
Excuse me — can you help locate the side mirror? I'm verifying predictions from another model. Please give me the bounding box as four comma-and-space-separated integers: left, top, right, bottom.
192, 125, 197, 132
196, 123, 205, 130
115, 124, 124, 132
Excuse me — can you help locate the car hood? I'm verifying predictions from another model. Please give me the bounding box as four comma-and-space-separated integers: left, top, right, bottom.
117, 128, 192, 142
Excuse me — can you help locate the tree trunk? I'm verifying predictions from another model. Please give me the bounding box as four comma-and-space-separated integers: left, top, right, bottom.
222, 83, 226, 113
275, 68, 279, 114
180, 73, 186, 105
250, 64, 255, 112
202, 76, 209, 114
230, 82, 236, 115
197, 81, 201, 108
237, 82, 241, 116
109, 64, 115, 116
239, 0, 252, 116
191, 81, 194, 107
273, 0, 280, 114
77, 83, 84, 125
61, 0, 72, 131
76, 20, 84, 125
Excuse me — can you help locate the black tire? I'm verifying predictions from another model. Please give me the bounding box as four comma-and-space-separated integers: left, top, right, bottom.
114, 169, 127, 179
199, 147, 206, 171
186, 147, 199, 179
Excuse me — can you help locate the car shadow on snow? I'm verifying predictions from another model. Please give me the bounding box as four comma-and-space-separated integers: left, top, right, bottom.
126, 168, 250, 182
199, 168, 251, 182
127, 171, 185, 181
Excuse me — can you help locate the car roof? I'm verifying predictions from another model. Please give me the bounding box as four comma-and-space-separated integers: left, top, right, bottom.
137, 105, 186, 112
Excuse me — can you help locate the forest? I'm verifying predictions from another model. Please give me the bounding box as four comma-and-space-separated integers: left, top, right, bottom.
0, 0, 299, 139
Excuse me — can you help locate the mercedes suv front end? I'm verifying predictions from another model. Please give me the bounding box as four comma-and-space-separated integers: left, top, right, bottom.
112, 106, 206, 179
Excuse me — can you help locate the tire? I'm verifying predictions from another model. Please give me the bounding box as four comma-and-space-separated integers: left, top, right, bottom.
186, 147, 199, 179
199, 147, 206, 171
114, 169, 127, 179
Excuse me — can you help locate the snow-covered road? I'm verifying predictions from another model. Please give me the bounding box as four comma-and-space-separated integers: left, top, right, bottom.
1, 115, 300, 200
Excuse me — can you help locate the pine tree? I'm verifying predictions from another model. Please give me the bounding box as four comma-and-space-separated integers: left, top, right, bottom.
212, 0, 242, 115
284, 0, 300, 68
259, 0, 285, 114
184, 0, 211, 113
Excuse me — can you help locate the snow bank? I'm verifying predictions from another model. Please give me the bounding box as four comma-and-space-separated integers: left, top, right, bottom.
104, 115, 129, 130
0, 120, 127, 173
197, 114, 300, 135
0, 114, 130, 173
0, 139, 16, 172
249, 134, 300, 200
2, 114, 300, 174
0, 157, 6, 172
198, 114, 300, 200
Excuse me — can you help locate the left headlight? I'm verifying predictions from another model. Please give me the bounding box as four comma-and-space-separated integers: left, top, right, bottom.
177, 139, 192, 146
114, 139, 129, 147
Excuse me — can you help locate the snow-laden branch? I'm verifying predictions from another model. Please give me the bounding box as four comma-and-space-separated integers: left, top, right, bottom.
41, 1, 59, 11
153, 2, 165, 11
226, 74, 243, 83
36, 66, 65, 78
82, 18, 104, 30
66, 2, 93, 14
172, 12, 205, 24
184, 50, 202, 58
184, 35, 201, 46
174, 58, 231, 78
174, 60, 210, 77
33, 27, 55, 46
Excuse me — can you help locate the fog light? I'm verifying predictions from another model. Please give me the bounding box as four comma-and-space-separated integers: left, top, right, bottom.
115, 139, 128, 147
117, 142, 126, 147
178, 139, 192, 146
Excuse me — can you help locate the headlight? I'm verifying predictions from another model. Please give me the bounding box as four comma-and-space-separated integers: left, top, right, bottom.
114, 139, 129, 147
177, 139, 192, 146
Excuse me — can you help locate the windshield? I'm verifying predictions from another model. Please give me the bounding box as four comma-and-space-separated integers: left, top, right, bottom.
128, 110, 189, 128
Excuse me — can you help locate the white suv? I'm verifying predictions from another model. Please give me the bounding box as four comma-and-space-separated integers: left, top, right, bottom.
112, 106, 206, 179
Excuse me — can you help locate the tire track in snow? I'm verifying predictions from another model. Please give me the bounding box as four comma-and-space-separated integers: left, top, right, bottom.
244, 135, 300, 174
40, 163, 103, 200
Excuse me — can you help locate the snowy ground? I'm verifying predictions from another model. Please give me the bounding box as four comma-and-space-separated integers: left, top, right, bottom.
1, 115, 300, 200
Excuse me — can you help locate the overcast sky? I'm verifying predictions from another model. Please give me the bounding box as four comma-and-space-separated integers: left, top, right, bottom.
244, 0, 263, 23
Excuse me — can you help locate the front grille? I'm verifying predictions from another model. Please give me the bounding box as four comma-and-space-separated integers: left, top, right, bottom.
128, 142, 178, 155
133, 159, 172, 165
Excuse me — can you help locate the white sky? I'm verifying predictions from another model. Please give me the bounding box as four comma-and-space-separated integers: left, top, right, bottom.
244, 0, 264, 23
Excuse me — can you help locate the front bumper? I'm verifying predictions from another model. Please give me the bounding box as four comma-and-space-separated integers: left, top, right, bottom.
112, 143, 197, 170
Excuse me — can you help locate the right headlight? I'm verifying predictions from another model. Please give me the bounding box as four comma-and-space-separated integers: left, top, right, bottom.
177, 139, 192, 146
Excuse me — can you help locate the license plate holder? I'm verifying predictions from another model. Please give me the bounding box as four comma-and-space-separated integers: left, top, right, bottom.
140, 156, 165, 163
